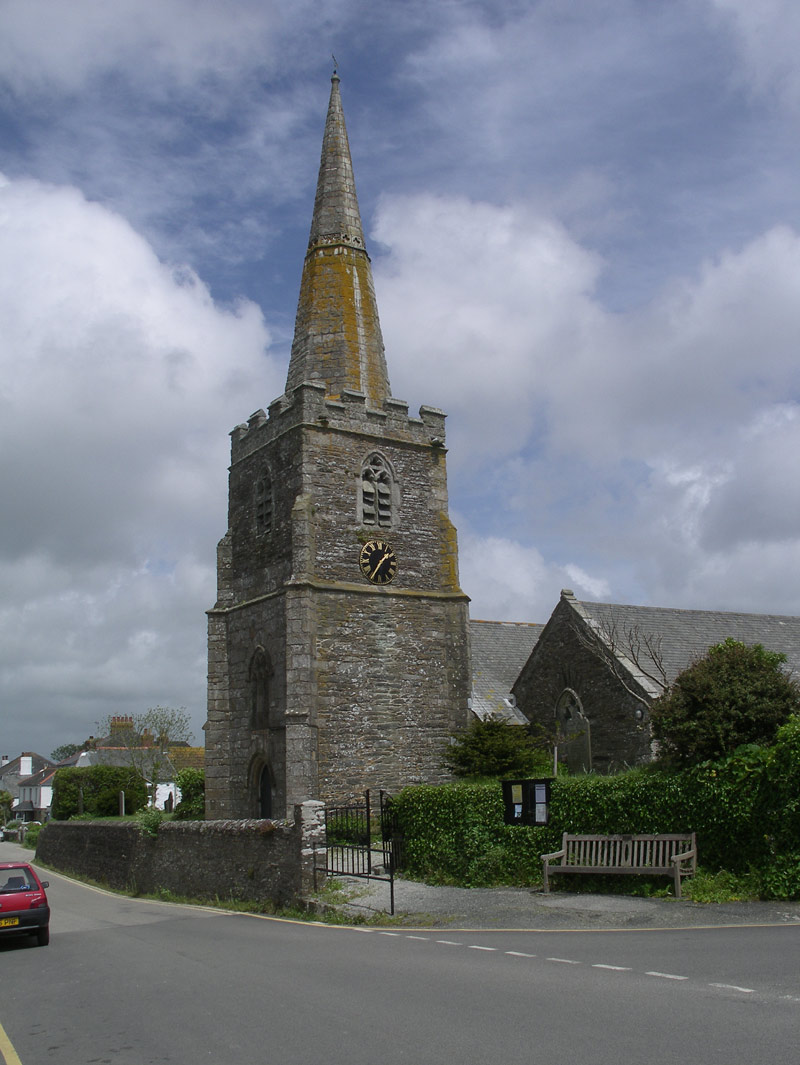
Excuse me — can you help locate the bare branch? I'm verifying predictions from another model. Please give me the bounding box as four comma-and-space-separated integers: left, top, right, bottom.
99, 707, 192, 804
571, 609, 669, 705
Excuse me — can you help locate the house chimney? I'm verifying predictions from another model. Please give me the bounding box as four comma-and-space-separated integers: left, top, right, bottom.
1, 755, 8, 766
110, 716, 134, 737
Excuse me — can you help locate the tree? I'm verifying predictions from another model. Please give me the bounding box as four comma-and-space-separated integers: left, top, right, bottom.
50, 743, 82, 763
0, 790, 13, 823
650, 638, 800, 767
51, 766, 148, 819
101, 706, 193, 805
443, 719, 550, 779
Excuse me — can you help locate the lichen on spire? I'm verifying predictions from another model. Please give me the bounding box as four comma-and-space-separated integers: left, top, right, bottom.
285, 74, 391, 407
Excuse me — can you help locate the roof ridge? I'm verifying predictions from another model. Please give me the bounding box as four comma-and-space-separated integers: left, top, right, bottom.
578, 599, 800, 623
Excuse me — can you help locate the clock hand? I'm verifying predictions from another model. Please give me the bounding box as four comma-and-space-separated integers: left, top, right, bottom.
370, 550, 390, 579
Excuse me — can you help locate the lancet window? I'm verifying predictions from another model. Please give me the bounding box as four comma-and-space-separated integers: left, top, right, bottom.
255, 470, 273, 536
361, 453, 393, 527
249, 647, 273, 732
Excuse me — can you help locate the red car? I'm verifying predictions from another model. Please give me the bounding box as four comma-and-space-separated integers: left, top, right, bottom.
0, 862, 50, 947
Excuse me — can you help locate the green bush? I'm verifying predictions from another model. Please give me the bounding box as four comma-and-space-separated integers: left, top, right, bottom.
21, 823, 42, 849
650, 638, 800, 767
173, 768, 205, 820
51, 766, 148, 819
442, 718, 551, 779
135, 806, 164, 837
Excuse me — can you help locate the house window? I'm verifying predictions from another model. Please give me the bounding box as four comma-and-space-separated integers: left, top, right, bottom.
255, 471, 273, 536
249, 647, 273, 731
361, 453, 393, 527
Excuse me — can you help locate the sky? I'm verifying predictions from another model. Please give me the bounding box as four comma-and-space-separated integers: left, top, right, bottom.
2, 0, 800, 759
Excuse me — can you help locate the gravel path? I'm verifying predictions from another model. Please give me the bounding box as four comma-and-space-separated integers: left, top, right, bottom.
324, 876, 800, 930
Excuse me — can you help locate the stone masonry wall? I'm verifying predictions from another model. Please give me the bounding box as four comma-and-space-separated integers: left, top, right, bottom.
513, 598, 653, 773
35, 801, 326, 906
314, 589, 470, 802
206, 378, 471, 817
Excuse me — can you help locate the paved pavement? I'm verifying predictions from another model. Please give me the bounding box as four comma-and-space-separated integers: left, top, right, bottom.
324, 875, 800, 930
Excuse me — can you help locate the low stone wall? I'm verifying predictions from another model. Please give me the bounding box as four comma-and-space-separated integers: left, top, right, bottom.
35, 801, 325, 906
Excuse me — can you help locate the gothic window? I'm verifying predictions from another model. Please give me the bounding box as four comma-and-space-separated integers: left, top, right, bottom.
361, 453, 393, 527
255, 471, 273, 536
556, 688, 592, 774
249, 647, 273, 731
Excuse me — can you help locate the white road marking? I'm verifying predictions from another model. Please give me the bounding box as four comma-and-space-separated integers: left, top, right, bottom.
376, 932, 767, 999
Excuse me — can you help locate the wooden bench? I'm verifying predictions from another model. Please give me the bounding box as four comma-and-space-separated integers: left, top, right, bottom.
541, 833, 697, 898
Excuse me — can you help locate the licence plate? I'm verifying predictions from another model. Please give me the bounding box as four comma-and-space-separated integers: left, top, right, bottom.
0, 917, 19, 927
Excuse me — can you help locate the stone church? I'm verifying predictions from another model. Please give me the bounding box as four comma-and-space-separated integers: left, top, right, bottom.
204, 75, 472, 819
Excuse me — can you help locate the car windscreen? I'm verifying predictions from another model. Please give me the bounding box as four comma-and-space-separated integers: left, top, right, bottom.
0, 869, 33, 892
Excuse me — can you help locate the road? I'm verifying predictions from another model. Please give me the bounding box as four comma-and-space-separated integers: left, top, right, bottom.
2, 846, 799, 1064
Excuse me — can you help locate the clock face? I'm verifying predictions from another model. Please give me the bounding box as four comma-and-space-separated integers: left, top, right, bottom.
359, 539, 398, 585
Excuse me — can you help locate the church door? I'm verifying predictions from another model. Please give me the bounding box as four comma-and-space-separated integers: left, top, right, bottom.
258, 765, 273, 819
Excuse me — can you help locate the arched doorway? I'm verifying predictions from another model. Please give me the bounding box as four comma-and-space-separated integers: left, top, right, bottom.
258, 764, 273, 819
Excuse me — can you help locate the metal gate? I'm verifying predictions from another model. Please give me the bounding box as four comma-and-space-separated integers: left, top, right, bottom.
323, 790, 401, 915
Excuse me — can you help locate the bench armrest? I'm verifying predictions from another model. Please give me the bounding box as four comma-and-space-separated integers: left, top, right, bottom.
670, 845, 697, 868
540, 847, 566, 893
540, 848, 566, 863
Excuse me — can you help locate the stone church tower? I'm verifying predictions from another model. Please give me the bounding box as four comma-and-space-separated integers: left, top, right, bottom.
204, 75, 471, 818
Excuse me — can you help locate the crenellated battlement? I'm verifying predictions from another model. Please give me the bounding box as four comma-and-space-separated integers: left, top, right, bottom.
230, 380, 447, 464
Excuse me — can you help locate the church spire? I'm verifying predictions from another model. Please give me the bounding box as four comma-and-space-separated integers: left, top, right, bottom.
285, 74, 391, 406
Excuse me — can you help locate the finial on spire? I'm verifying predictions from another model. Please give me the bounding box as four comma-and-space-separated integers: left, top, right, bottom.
331, 54, 339, 80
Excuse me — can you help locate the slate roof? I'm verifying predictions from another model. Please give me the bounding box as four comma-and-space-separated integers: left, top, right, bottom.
571, 593, 800, 697
0, 753, 55, 797
169, 747, 205, 771
470, 619, 544, 722
18, 766, 57, 789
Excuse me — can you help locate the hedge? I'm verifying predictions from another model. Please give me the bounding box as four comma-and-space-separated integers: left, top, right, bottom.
388, 713, 800, 898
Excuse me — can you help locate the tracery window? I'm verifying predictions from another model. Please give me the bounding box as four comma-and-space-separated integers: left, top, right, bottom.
361, 453, 392, 527
255, 470, 273, 536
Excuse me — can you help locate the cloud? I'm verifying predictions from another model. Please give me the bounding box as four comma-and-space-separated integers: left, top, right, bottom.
457, 530, 610, 624
0, 0, 287, 94
373, 190, 800, 617
0, 173, 277, 752
372, 192, 605, 463
711, 0, 800, 107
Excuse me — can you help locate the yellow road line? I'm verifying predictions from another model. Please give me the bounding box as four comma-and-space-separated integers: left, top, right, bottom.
0, 1020, 22, 1065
